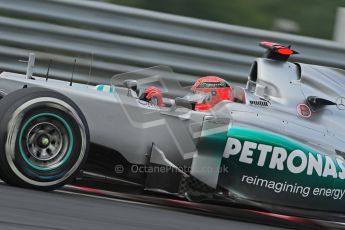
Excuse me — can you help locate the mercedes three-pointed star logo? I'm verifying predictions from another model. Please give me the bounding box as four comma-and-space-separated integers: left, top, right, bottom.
336, 97, 345, 110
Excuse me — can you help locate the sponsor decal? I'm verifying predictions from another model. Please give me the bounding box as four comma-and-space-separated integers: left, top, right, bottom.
223, 129, 345, 179
296, 103, 311, 118
218, 127, 345, 211
198, 81, 227, 88
249, 100, 271, 106
240, 174, 345, 200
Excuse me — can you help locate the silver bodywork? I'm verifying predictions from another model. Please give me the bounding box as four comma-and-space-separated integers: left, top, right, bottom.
0, 58, 345, 175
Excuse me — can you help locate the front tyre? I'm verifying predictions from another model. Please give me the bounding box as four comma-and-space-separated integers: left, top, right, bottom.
0, 87, 89, 191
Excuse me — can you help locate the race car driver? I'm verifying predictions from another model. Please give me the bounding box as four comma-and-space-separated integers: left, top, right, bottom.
141, 76, 235, 111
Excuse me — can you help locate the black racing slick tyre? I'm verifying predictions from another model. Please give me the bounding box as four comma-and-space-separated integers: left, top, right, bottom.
0, 87, 90, 191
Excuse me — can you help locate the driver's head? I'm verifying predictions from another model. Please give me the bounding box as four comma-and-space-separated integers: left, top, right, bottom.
191, 76, 234, 103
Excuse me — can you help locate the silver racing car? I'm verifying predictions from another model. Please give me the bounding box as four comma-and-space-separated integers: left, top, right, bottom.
0, 42, 345, 215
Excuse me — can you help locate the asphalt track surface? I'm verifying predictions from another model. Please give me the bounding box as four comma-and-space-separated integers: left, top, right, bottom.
0, 182, 286, 230
0, 181, 344, 230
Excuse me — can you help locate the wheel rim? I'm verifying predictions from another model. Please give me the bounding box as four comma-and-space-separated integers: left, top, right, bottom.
27, 122, 63, 161
18, 113, 74, 171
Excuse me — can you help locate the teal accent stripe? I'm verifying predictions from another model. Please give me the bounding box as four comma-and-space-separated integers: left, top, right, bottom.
96, 85, 104, 91
96, 85, 113, 93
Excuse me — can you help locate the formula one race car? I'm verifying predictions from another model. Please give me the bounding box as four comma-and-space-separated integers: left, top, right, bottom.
0, 42, 345, 217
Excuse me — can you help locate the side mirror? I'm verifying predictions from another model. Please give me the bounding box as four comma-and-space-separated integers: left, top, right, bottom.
175, 97, 196, 110
123, 79, 138, 91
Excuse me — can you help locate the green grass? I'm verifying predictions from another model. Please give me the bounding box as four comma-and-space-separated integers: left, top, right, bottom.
106, 0, 345, 39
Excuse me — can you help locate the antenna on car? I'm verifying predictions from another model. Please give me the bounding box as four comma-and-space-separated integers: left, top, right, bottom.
19, 53, 35, 79
45, 59, 52, 82
87, 52, 93, 86
70, 58, 77, 86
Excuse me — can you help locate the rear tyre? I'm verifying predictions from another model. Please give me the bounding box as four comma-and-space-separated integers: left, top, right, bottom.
0, 87, 89, 191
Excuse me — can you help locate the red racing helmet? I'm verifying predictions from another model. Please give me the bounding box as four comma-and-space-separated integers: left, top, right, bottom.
191, 76, 234, 111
